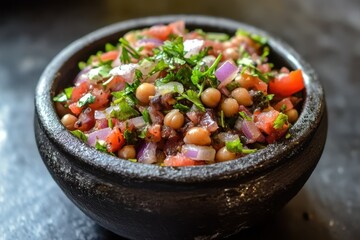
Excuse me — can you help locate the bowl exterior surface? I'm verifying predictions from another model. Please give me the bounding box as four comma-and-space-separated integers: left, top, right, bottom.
35, 15, 327, 239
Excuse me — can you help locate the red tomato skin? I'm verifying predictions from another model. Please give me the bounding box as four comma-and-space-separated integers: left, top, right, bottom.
89, 88, 110, 110
74, 107, 95, 131
106, 127, 125, 153
163, 154, 203, 167
100, 50, 119, 62
269, 69, 305, 97
71, 81, 89, 102
273, 98, 294, 112
68, 102, 83, 116
146, 25, 172, 41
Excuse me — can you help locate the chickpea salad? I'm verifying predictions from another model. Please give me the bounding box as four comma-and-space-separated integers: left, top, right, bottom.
53, 21, 305, 166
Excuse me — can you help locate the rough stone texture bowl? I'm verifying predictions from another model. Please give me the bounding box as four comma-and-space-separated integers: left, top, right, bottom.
34, 15, 327, 240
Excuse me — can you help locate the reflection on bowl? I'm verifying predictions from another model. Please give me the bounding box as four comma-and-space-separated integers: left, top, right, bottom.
34, 15, 327, 239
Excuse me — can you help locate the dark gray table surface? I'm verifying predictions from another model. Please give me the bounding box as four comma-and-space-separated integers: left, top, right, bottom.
1, 0, 359, 239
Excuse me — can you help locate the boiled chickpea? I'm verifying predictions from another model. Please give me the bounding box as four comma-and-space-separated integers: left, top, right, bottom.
164, 109, 185, 129
184, 127, 211, 146
201, 88, 221, 108
61, 114, 77, 130
216, 146, 236, 162
136, 83, 156, 104
231, 87, 253, 106
118, 145, 136, 159
221, 98, 239, 117
235, 74, 254, 89
285, 109, 299, 124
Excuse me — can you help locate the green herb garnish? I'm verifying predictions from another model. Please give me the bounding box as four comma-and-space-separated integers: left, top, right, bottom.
274, 112, 289, 129
53, 87, 73, 102
77, 93, 95, 107
70, 130, 88, 142
226, 138, 257, 154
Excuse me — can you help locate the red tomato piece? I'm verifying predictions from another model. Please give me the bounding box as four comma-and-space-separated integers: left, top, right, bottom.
146, 25, 172, 40
89, 88, 110, 110
269, 69, 305, 97
74, 107, 95, 131
100, 50, 119, 62
273, 97, 294, 112
254, 110, 280, 135
71, 81, 89, 102
68, 102, 83, 116
163, 154, 202, 167
106, 127, 125, 153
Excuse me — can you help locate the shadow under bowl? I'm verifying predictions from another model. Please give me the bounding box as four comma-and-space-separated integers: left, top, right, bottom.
34, 15, 327, 240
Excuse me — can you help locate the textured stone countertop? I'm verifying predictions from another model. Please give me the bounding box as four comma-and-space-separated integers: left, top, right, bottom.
0, 0, 359, 239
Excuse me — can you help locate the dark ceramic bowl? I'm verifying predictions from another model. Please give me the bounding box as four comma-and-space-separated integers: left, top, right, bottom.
34, 15, 327, 240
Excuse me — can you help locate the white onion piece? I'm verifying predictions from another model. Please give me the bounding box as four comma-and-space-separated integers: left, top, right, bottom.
139, 59, 156, 76
184, 39, 204, 58
110, 63, 138, 83
201, 55, 216, 68
137, 142, 157, 164
87, 128, 111, 146
94, 110, 106, 120
181, 144, 216, 161
215, 60, 239, 89
137, 38, 163, 47
217, 132, 239, 143
126, 116, 146, 129
156, 82, 184, 95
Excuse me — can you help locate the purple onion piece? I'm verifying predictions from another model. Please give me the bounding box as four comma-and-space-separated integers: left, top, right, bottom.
137, 142, 157, 164
241, 120, 261, 142
137, 38, 163, 47
181, 144, 216, 161
74, 66, 91, 85
87, 127, 112, 146
215, 60, 238, 82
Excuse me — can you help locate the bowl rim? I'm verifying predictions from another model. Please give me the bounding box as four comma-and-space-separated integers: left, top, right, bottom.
35, 15, 325, 184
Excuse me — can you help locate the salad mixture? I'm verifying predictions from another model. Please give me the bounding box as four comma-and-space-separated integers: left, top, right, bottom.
53, 21, 305, 166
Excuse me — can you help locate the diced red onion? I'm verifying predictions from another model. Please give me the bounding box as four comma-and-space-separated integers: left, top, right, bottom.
74, 67, 91, 85
126, 116, 146, 129
217, 132, 239, 143
200, 111, 218, 132
87, 127, 111, 146
137, 38, 163, 47
241, 120, 262, 143
181, 144, 216, 161
184, 39, 204, 58
137, 142, 157, 164
94, 110, 106, 120
109, 63, 138, 83
219, 87, 230, 97
215, 60, 239, 89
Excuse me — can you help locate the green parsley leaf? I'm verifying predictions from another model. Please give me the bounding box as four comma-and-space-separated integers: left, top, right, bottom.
105, 43, 117, 52
138, 127, 147, 139
95, 140, 114, 155
53, 87, 73, 102
285, 132, 291, 139
238, 57, 273, 83
141, 108, 151, 123
225, 81, 240, 91
179, 90, 205, 112
239, 111, 252, 121
267, 94, 275, 101
88, 65, 111, 81
70, 130, 88, 142
173, 103, 190, 112
77, 93, 95, 107
119, 38, 142, 64
273, 112, 289, 129
124, 129, 137, 144
280, 104, 287, 112
226, 138, 257, 154
78, 61, 87, 70
110, 99, 139, 121
206, 32, 230, 42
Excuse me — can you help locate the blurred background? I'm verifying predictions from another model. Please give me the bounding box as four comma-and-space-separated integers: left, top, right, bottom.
0, 0, 359, 239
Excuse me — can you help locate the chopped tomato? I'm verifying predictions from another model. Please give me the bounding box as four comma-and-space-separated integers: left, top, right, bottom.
105, 75, 125, 92
255, 109, 289, 143
146, 124, 162, 142
168, 20, 185, 35
74, 107, 95, 131
106, 127, 125, 152
269, 69, 305, 97
274, 98, 293, 112
146, 25, 172, 41
253, 79, 268, 93
71, 81, 89, 102
163, 154, 202, 167
100, 50, 119, 62
68, 102, 83, 116
89, 88, 110, 110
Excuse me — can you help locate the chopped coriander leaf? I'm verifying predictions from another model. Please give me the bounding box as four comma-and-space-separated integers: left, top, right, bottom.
77, 93, 95, 107
151, 37, 186, 70
285, 132, 291, 139
190, 53, 222, 88
110, 99, 140, 121
274, 112, 289, 129
138, 127, 147, 139
261, 46, 270, 61
70, 130, 88, 142
267, 94, 275, 101
226, 138, 256, 154
280, 104, 287, 112
239, 111, 252, 121
78, 61, 87, 70
88, 65, 111, 81
95, 140, 114, 155
226, 81, 240, 92
119, 38, 142, 64
220, 110, 225, 128
238, 57, 272, 83
53, 87, 73, 102
206, 32, 230, 42
173, 103, 190, 112
105, 43, 117, 52
108, 118, 113, 129
124, 129, 137, 144
178, 90, 205, 112
128, 158, 137, 162
141, 108, 151, 123
134, 69, 143, 81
